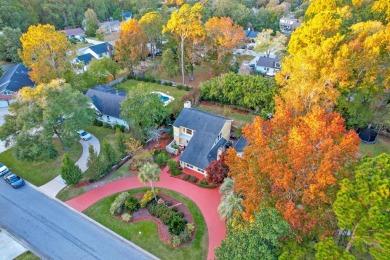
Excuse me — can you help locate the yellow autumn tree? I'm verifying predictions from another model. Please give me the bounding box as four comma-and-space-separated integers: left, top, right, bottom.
114, 19, 148, 72
19, 24, 73, 84
139, 12, 164, 63
163, 3, 205, 84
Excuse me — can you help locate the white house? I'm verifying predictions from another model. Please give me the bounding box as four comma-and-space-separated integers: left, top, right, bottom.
255, 55, 281, 76
83, 42, 113, 60
85, 86, 128, 128
98, 20, 121, 34
280, 15, 301, 34
61, 28, 85, 40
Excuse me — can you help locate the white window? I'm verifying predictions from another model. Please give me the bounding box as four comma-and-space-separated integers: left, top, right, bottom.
186, 163, 193, 169
186, 128, 192, 135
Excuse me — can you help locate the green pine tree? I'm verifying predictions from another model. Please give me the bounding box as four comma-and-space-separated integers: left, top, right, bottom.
61, 153, 82, 185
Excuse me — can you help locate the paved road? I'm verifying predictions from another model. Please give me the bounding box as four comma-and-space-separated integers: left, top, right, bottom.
0, 181, 155, 260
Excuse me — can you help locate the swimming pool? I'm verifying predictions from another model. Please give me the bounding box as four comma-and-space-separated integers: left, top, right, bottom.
151, 92, 174, 106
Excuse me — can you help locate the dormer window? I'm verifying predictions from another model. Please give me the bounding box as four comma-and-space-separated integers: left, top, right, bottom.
186, 128, 193, 135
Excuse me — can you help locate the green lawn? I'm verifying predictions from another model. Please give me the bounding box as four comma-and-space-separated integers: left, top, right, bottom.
14, 251, 40, 260
85, 125, 117, 146
117, 80, 188, 101
359, 136, 390, 157
197, 104, 254, 126
84, 188, 208, 260
0, 139, 82, 186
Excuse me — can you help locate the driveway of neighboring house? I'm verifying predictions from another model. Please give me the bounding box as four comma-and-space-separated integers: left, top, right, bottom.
39, 135, 100, 197
66, 159, 226, 260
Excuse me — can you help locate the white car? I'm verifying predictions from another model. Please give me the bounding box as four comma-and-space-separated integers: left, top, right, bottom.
0, 163, 9, 176
77, 130, 92, 141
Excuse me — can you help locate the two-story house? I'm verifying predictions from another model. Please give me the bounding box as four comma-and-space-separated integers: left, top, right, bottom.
280, 15, 301, 34
172, 102, 232, 175
83, 42, 113, 60
255, 55, 281, 76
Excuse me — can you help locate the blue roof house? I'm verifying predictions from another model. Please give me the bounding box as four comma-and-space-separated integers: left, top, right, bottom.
83, 42, 113, 60
0, 63, 35, 100
122, 11, 133, 21
171, 102, 232, 175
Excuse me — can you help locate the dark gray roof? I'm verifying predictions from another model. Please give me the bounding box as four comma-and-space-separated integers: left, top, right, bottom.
99, 20, 120, 28
234, 136, 247, 153
85, 86, 126, 118
0, 63, 34, 93
89, 42, 113, 55
244, 29, 259, 38
174, 108, 231, 170
256, 55, 281, 69
77, 53, 94, 65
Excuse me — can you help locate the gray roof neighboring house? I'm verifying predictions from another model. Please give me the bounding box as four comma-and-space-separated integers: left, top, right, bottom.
0, 63, 34, 93
76, 53, 94, 65
234, 136, 247, 153
61, 28, 85, 37
244, 29, 259, 39
99, 20, 120, 28
89, 42, 113, 56
174, 108, 232, 170
122, 11, 133, 20
256, 55, 281, 69
85, 86, 126, 118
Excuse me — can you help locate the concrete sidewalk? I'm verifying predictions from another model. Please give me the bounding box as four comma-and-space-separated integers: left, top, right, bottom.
0, 229, 27, 260
39, 134, 100, 197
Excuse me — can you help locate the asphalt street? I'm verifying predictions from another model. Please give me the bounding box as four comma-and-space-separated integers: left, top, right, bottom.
0, 181, 154, 260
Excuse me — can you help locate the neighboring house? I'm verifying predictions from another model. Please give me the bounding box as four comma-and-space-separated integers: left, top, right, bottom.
172, 102, 233, 175
244, 29, 259, 41
83, 42, 113, 60
85, 85, 128, 128
61, 28, 85, 40
280, 15, 301, 34
233, 136, 247, 158
255, 55, 281, 76
99, 20, 121, 34
122, 11, 133, 21
0, 63, 34, 104
74, 53, 94, 72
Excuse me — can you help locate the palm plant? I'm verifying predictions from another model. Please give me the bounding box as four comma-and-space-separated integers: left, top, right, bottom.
218, 178, 244, 220
138, 163, 160, 201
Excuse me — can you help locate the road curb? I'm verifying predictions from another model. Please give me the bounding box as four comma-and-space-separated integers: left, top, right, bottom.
26, 182, 159, 260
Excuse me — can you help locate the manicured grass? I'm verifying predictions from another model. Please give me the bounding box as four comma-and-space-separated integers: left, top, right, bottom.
86, 125, 117, 146
84, 188, 208, 260
197, 104, 254, 126
14, 251, 40, 260
117, 80, 188, 102
106, 162, 132, 181
0, 139, 82, 186
56, 185, 86, 201
359, 136, 390, 157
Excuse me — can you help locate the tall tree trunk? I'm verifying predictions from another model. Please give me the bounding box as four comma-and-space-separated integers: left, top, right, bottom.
181, 37, 185, 85
152, 41, 156, 68
150, 180, 157, 202
52, 126, 67, 151
189, 63, 194, 81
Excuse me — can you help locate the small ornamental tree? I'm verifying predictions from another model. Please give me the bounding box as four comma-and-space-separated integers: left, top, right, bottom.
61, 153, 82, 185
138, 163, 161, 202
205, 153, 229, 184
87, 145, 101, 180
101, 141, 118, 172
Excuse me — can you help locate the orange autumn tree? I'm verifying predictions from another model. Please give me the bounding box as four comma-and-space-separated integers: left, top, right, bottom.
225, 98, 360, 238
205, 17, 245, 70
114, 19, 148, 72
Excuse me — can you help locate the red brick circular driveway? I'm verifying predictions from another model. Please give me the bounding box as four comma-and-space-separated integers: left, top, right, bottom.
66, 164, 226, 260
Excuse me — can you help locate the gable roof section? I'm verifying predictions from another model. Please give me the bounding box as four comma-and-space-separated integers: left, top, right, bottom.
85, 86, 126, 118
244, 29, 259, 38
256, 55, 281, 69
234, 136, 247, 153
88, 42, 113, 55
77, 53, 94, 65
0, 63, 34, 93
99, 20, 120, 28
174, 108, 231, 170
62, 28, 85, 37
122, 11, 133, 19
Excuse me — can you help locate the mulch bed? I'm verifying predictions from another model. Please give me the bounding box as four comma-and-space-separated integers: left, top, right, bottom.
200, 101, 251, 115
145, 132, 173, 152
119, 193, 195, 248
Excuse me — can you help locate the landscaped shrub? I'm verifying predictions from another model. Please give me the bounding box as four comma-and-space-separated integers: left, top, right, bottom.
155, 151, 168, 167
167, 159, 177, 173
179, 230, 192, 243
169, 215, 185, 235
183, 174, 190, 181
148, 203, 182, 226
197, 180, 217, 188
93, 119, 103, 126
170, 235, 181, 248
121, 213, 132, 222
125, 196, 139, 212
184, 86, 190, 91
176, 84, 183, 90
140, 189, 159, 208
103, 122, 112, 128
189, 176, 198, 183
110, 192, 130, 215
186, 223, 195, 233
177, 211, 185, 218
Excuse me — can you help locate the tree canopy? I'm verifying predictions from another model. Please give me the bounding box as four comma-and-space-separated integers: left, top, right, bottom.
0, 27, 22, 63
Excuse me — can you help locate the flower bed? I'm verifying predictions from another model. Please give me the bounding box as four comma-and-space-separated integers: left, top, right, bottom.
111, 191, 195, 248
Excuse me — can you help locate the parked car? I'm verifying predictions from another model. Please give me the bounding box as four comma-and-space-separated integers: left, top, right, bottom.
77, 130, 92, 141
4, 173, 25, 189
0, 163, 9, 176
